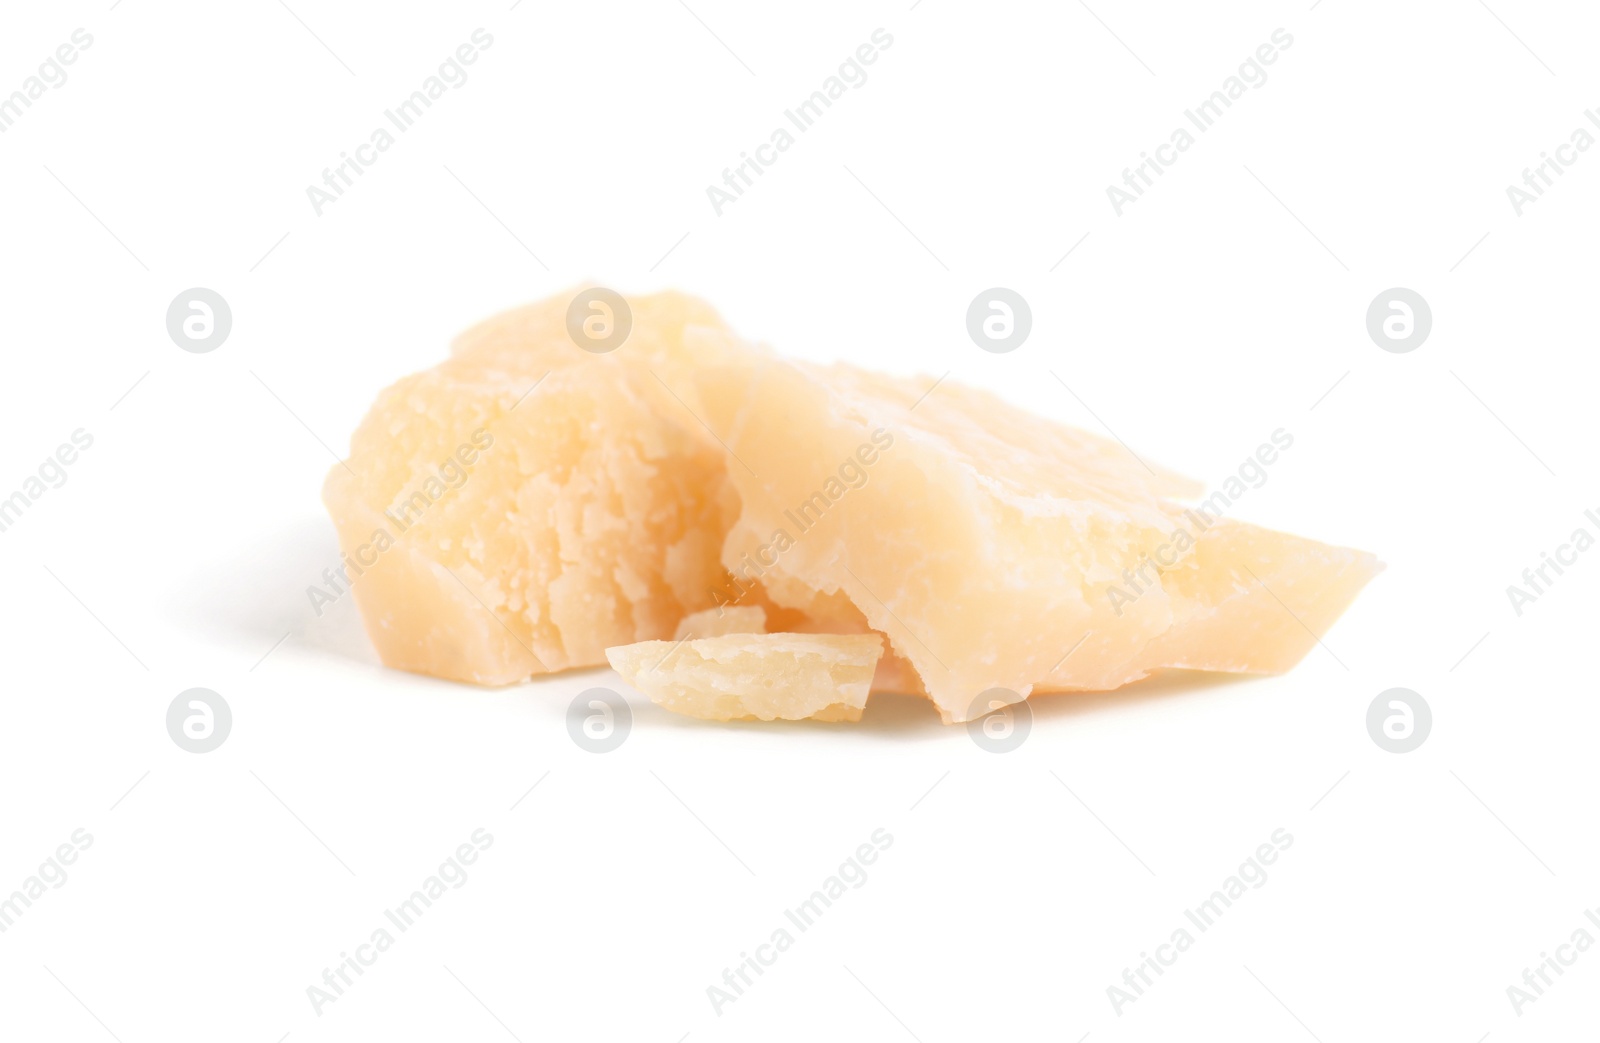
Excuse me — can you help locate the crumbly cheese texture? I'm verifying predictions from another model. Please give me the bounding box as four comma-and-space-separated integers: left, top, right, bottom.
326, 290, 1381, 721
606, 633, 883, 722
322, 293, 740, 684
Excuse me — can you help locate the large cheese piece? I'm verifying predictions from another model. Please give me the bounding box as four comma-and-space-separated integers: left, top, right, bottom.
322, 293, 741, 684
681, 326, 1382, 722
606, 633, 883, 722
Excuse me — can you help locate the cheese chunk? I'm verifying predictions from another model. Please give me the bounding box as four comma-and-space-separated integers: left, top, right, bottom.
680, 326, 1382, 722
606, 633, 883, 722
322, 292, 741, 684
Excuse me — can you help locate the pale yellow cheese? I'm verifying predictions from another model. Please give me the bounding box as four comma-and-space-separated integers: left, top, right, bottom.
326, 289, 1381, 723
322, 292, 740, 684
673, 605, 766, 640
606, 633, 883, 722
679, 326, 1382, 722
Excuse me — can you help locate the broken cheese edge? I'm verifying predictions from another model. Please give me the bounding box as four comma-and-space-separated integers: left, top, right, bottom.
681, 324, 1383, 722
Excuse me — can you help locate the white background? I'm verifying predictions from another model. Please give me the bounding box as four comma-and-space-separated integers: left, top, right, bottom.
1, 1, 1596, 1040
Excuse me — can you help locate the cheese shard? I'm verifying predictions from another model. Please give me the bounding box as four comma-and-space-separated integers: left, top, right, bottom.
606, 633, 883, 722
673, 605, 766, 640
680, 326, 1383, 723
321, 292, 742, 684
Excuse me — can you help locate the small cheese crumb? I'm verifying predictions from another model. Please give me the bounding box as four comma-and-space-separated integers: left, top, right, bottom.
673, 605, 767, 641
605, 632, 883, 722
